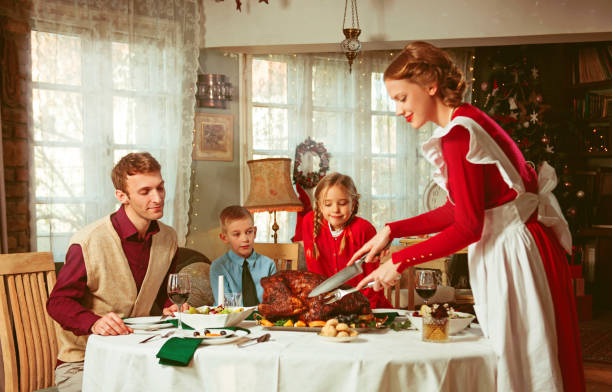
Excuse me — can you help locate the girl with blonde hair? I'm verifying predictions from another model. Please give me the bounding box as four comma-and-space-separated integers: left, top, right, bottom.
303, 172, 391, 309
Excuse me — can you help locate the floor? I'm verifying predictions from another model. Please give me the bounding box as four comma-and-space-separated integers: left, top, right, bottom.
584, 311, 612, 392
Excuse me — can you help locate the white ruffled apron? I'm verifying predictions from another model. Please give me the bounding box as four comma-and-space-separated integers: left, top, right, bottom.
423, 117, 571, 392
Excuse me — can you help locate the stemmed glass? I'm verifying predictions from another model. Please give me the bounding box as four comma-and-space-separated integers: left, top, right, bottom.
414, 269, 440, 305
167, 273, 191, 335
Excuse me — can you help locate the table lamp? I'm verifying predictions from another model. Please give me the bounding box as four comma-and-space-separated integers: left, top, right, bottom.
244, 158, 303, 243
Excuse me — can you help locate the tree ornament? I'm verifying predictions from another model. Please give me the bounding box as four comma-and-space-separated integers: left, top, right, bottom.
564, 181, 572, 189
541, 135, 549, 144
566, 207, 577, 217
576, 190, 585, 199
480, 81, 488, 91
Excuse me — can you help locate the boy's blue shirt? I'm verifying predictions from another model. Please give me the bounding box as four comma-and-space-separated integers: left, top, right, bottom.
209, 249, 277, 305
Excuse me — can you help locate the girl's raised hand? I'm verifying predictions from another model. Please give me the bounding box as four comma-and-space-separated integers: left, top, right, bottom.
347, 225, 392, 265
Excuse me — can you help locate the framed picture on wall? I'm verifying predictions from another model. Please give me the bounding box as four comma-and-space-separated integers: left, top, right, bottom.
193, 113, 234, 161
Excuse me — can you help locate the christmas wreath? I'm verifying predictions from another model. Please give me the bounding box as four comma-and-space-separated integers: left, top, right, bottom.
293, 137, 330, 189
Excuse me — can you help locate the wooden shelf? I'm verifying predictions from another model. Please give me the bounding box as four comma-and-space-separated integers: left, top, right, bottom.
570, 80, 612, 93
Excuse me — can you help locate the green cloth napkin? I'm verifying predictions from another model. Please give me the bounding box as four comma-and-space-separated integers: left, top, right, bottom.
156, 320, 250, 366
157, 337, 203, 366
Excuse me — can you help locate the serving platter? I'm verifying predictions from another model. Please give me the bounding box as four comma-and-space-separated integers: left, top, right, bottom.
260, 311, 399, 333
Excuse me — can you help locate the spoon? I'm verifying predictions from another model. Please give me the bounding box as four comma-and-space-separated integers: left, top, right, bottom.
236, 333, 271, 348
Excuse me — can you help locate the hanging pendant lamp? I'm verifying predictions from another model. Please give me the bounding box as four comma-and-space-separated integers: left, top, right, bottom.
340, 0, 362, 73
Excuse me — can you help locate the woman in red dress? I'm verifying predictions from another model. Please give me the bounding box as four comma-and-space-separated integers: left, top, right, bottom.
303, 172, 392, 309
350, 41, 584, 392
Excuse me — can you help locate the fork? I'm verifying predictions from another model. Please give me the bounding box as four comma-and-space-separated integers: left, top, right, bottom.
323, 281, 376, 305
138, 330, 174, 344
323, 276, 400, 305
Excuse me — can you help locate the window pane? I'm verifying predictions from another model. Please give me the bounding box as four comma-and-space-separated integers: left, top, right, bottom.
371, 72, 394, 112
252, 59, 287, 104
112, 42, 131, 90
31, 31, 81, 86
36, 203, 86, 234
32, 89, 83, 142
371, 157, 396, 196
34, 147, 84, 197
312, 62, 349, 108
371, 115, 397, 154
252, 107, 288, 150
371, 199, 393, 229
312, 111, 344, 147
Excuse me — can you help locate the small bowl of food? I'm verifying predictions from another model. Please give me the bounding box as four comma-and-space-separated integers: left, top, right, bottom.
407, 306, 475, 335
179, 305, 256, 329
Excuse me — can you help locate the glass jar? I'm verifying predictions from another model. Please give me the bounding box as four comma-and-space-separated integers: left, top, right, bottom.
422, 316, 449, 343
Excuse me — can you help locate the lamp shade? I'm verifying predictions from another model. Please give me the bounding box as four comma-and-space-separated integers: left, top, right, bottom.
244, 158, 303, 213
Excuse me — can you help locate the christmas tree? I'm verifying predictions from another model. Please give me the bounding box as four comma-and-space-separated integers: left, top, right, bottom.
474, 55, 588, 233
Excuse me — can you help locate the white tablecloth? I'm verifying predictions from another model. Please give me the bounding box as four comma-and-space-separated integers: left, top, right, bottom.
82, 322, 496, 392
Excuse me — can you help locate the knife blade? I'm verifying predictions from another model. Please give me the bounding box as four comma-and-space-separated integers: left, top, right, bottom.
308, 257, 365, 298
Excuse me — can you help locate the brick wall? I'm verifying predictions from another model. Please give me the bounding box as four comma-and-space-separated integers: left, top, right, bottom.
1, 2, 31, 253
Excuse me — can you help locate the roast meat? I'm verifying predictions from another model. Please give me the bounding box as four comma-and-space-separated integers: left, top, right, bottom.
258, 270, 371, 322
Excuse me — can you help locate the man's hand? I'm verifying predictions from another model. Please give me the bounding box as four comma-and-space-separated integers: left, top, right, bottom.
347, 225, 392, 266
91, 312, 133, 336
355, 258, 402, 291
163, 302, 190, 316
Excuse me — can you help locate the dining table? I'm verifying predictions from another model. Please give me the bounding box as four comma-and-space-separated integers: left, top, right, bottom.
82, 321, 497, 392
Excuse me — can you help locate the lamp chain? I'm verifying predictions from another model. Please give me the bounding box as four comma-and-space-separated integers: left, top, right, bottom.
342, 0, 360, 29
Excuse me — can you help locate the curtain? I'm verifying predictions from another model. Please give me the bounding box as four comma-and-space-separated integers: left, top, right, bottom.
30, 0, 199, 261
246, 49, 473, 243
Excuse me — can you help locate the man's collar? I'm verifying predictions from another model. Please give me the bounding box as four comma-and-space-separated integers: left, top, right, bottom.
113, 205, 160, 240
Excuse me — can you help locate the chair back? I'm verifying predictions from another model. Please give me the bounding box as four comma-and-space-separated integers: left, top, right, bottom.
253, 243, 299, 271
0, 252, 61, 392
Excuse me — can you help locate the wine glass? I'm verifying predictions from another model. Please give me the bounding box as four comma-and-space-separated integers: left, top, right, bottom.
414, 268, 440, 306
167, 273, 191, 335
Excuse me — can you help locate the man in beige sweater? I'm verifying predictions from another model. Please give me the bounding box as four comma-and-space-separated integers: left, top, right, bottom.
47, 152, 184, 392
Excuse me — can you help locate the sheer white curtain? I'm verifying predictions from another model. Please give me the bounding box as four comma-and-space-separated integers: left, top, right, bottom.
30, 0, 199, 261
245, 49, 473, 243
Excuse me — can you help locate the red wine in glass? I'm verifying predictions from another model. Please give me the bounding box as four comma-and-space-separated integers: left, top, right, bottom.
414, 269, 440, 305
416, 288, 436, 300
167, 273, 191, 334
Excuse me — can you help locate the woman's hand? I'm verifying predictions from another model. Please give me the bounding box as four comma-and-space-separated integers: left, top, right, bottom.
347, 225, 392, 265
355, 259, 402, 291
162, 302, 190, 316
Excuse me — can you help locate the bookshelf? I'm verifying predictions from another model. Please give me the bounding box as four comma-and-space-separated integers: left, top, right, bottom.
568, 42, 612, 312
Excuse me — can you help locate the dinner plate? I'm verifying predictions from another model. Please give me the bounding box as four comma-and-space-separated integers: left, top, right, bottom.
123, 316, 174, 325
128, 322, 174, 331
183, 329, 249, 345
318, 333, 359, 343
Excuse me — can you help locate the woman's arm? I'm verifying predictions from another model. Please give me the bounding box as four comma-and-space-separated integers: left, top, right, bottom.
386, 201, 455, 239
391, 126, 485, 272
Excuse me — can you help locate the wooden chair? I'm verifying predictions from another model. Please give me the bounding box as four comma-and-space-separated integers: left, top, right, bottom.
253, 243, 300, 271
0, 252, 61, 392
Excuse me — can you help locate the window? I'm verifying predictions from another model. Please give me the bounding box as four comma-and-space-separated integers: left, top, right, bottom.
31, 30, 180, 261
246, 53, 440, 243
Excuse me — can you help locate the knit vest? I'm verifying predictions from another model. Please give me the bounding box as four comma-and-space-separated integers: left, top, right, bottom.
57, 215, 177, 362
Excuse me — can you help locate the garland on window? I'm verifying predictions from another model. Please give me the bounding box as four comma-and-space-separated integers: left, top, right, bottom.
293, 137, 330, 189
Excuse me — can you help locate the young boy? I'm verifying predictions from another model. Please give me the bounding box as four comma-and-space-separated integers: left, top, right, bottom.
209, 205, 276, 306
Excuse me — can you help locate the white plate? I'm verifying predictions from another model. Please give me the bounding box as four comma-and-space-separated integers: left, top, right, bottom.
318, 333, 359, 343
123, 316, 174, 325
128, 322, 174, 330
182, 329, 249, 345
